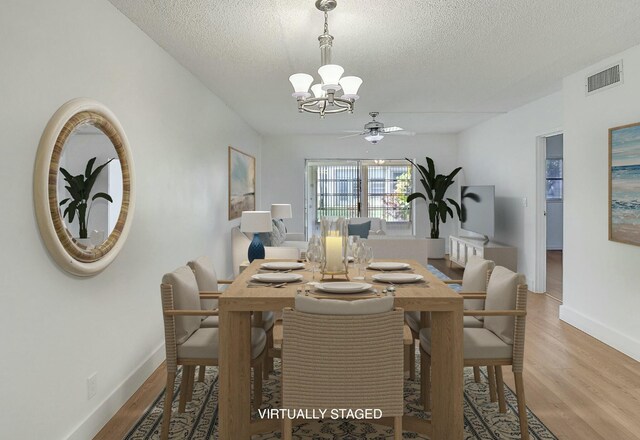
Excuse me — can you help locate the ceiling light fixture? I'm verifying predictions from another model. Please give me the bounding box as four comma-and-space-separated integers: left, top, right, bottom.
289, 0, 362, 118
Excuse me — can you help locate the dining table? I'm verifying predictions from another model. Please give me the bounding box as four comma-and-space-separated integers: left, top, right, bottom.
218, 259, 464, 439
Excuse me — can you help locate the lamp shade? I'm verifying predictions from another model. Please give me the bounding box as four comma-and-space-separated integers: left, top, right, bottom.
318, 64, 344, 90
289, 73, 313, 98
311, 84, 325, 98
339, 76, 362, 100
241, 211, 272, 233
271, 204, 292, 219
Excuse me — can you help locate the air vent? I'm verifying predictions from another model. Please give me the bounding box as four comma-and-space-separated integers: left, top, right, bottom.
586, 61, 623, 95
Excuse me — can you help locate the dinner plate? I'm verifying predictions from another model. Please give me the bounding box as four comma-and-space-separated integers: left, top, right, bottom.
315, 282, 372, 294
260, 261, 306, 270
251, 273, 303, 283
372, 273, 425, 284
368, 262, 411, 271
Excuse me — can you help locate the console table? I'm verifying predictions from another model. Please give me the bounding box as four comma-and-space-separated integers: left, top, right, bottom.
449, 236, 517, 272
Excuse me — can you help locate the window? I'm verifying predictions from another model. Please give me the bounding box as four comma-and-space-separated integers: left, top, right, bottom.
309, 160, 412, 225
546, 159, 563, 200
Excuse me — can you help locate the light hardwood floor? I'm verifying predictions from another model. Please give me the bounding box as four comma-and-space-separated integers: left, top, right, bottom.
96, 258, 640, 440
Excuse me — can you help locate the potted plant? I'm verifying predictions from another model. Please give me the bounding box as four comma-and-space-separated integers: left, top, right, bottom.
59, 157, 114, 245
406, 156, 462, 259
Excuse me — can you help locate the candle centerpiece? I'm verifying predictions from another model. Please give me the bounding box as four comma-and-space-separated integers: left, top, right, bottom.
320, 217, 349, 281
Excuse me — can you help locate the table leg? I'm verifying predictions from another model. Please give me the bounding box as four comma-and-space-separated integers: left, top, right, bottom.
431, 309, 463, 439
218, 309, 252, 439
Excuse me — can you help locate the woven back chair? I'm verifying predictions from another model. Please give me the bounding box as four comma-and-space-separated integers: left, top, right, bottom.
160, 266, 267, 440
419, 265, 530, 440
281, 296, 405, 440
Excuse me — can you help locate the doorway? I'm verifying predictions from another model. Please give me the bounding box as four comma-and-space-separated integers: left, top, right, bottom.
535, 133, 564, 301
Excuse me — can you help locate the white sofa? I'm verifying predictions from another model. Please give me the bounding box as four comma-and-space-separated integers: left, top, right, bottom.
348, 217, 387, 236
231, 226, 307, 276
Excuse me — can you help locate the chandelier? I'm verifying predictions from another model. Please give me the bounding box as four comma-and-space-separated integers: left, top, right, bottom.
288, 0, 362, 118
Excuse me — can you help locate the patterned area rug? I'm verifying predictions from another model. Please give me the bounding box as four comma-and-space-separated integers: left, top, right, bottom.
125, 266, 557, 440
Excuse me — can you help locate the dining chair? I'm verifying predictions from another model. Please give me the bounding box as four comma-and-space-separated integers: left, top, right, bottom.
404, 256, 495, 382
281, 295, 405, 440
187, 255, 277, 380
419, 266, 529, 439
160, 266, 267, 440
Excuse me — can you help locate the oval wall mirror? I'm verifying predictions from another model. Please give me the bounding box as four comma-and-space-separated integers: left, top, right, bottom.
34, 98, 136, 276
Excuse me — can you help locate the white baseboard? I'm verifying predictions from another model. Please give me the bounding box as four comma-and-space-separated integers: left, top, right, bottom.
559, 305, 640, 362
65, 341, 166, 440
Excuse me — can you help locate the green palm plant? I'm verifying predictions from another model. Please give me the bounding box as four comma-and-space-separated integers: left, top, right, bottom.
406, 156, 462, 239
59, 157, 114, 239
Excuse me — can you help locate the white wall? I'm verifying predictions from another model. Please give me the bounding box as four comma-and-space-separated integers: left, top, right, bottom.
260, 134, 460, 243
560, 44, 640, 361
457, 92, 563, 289
0, 1, 261, 439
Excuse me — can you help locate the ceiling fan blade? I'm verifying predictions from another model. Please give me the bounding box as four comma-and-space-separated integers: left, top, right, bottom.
340, 130, 366, 133
386, 130, 416, 136
380, 126, 404, 133
338, 132, 366, 139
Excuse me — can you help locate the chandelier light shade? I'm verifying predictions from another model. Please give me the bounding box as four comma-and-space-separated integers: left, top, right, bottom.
289, 0, 362, 118
289, 73, 314, 98
318, 64, 344, 90
339, 76, 363, 100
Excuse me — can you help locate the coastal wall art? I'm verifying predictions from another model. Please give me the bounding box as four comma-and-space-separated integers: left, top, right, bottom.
609, 122, 640, 246
228, 146, 256, 220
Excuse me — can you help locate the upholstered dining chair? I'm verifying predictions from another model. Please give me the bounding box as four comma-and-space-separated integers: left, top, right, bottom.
404, 256, 495, 382
281, 294, 405, 440
160, 266, 267, 440
187, 255, 277, 380
419, 266, 529, 440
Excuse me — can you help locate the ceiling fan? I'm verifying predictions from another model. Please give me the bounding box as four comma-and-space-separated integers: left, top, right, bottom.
340, 112, 415, 144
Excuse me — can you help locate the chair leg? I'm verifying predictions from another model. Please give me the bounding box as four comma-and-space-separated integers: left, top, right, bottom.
409, 339, 416, 381
487, 366, 498, 403
495, 366, 507, 413
186, 366, 195, 402
198, 365, 206, 382
160, 372, 175, 440
253, 363, 263, 412
264, 329, 274, 380
473, 366, 481, 383
420, 347, 431, 411
514, 372, 529, 440
394, 415, 402, 440
404, 344, 410, 378
178, 366, 192, 413
283, 417, 293, 440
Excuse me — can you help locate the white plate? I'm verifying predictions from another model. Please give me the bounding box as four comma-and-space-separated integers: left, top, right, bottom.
316, 282, 372, 293
372, 273, 425, 284
368, 262, 411, 271
251, 273, 303, 283
260, 262, 305, 270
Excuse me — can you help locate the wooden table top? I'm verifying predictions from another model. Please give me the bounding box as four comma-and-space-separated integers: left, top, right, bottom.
219, 259, 462, 312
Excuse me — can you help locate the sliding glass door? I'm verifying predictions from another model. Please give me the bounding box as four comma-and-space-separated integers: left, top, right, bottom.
305, 159, 413, 237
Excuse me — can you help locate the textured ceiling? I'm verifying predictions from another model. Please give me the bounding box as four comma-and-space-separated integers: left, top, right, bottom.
109, 0, 640, 135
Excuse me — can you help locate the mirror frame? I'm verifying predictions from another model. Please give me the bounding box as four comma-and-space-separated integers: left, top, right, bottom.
34, 98, 136, 276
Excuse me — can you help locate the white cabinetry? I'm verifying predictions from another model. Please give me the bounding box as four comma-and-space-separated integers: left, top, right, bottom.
449, 236, 518, 272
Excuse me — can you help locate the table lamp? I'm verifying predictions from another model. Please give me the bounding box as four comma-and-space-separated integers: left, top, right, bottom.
241, 211, 273, 262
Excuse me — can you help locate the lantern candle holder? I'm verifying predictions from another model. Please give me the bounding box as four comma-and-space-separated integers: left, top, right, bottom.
320, 217, 349, 281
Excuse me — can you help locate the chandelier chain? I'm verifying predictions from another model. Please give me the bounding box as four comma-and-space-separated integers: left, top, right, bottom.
324, 11, 329, 34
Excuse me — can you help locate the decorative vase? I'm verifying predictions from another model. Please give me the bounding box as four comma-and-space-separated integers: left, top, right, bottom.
320, 217, 349, 280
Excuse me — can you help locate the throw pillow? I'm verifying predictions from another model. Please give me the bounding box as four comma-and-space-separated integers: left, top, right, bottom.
259, 219, 287, 247
348, 221, 371, 238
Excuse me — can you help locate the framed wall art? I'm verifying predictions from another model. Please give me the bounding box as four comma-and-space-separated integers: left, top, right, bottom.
228, 146, 256, 220
609, 122, 640, 246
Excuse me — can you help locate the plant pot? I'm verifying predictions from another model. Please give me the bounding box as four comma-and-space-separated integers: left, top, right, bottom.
426, 237, 445, 259
74, 237, 93, 249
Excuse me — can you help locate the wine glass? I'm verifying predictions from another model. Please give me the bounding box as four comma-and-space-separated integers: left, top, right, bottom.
306, 241, 322, 280
352, 241, 366, 280
362, 246, 374, 279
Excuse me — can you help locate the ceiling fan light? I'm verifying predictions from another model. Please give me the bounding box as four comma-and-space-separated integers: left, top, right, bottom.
365, 134, 384, 144
289, 73, 314, 98
339, 76, 362, 100
318, 64, 344, 90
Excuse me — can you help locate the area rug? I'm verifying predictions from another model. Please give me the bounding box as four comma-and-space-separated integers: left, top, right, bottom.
125, 266, 557, 440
